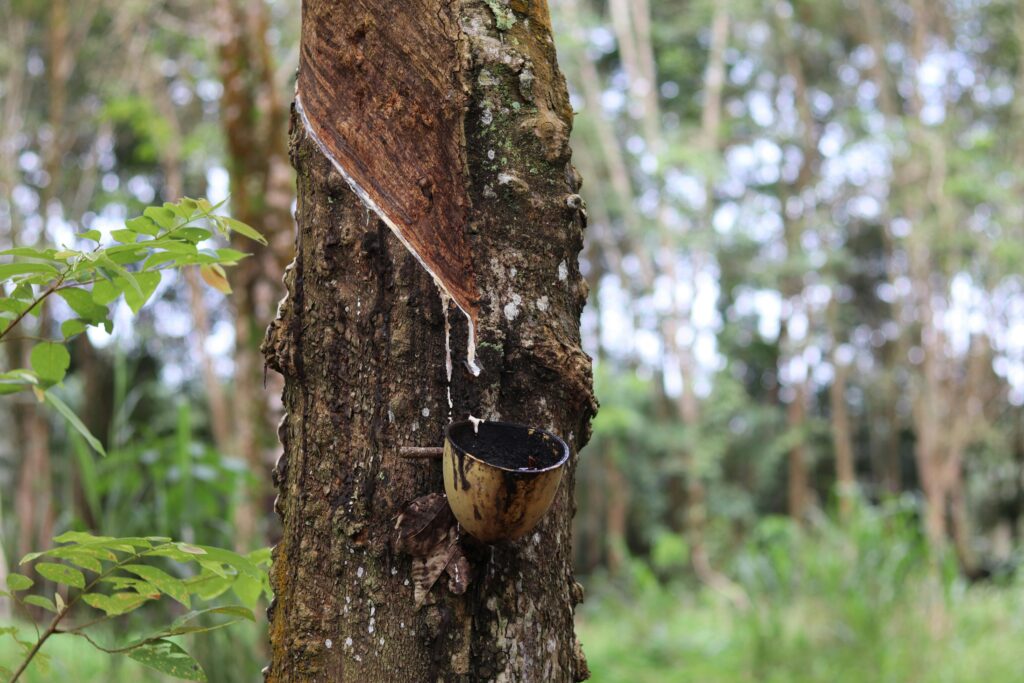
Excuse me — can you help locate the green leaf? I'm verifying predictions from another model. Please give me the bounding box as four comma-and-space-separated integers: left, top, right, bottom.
103, 537, 154, 550
127, 640, 206, 681
0, 262, 58, 279
196, 545, 260, 577
95, 256, 142, 296
175, 543, 207, 556
19, 552, 44, 565
65, 545, 119, 562
51, 530, 106, 544
197, 560, 228, 578
35, 562, 85, 589
152, 240, 198, 256
57, 288, 108, 322
176, 228, 213, 243
82, 592, 152, 616
123, 271, 162, 313
7, 573, 33, 591
104, 246, 149, 265
213, 248, 249, 263
23, 595, 57, 613
121, 565, 190, 607
0, 247, 57, 259
101, 576, 160, 597
0, 298, 31, 315
50, 548, 104, 573
142, 251, 181, 269
61, 318, 88, 339
218, 216, 267, 245
30, 343, 71, 385
231, 573, 264, 607
45, 392, 106, 456
111, 229, 138, 243
148, 546, 203, 563
125, 216, 160, 237
143, 206, 178, 231
48, 536, 152, 555
165, 201, 193, 220
186, 573, 233, 600
91, 278, 121, 305
78, 230, 101, 242
247, 547, 272, 566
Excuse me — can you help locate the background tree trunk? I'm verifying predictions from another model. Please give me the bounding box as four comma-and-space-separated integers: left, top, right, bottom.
262, 1, 596, 680
214, 0, 294, 550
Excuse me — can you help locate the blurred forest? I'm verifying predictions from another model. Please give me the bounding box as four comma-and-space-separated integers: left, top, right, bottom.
3, 0, 1024, 681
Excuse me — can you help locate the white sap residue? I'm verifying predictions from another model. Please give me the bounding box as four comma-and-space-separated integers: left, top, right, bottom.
295, 91, 481, 377
442, 291, 454, 419
468, 415, 485, 434
442, 292, 454, 383
466, 321, 481, 376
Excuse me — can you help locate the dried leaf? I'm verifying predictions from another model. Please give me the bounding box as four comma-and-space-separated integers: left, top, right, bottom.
393, 493, 453, 557
411, 527, 459, 608
445, 544, 471, 595
410, 558, 433, 607
395, 494, 473, 607
199, 264, 232, 294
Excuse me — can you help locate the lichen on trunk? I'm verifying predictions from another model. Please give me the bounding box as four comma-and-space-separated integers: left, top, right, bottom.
262, 1, 596, 681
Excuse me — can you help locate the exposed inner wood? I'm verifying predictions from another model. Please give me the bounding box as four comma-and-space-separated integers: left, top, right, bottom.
296, 0, 479, 327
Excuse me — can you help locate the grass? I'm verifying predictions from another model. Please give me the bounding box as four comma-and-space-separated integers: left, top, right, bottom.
9, 584, 1023, 683
578, 579, 1024, 683
5, 504, 1023, 683
576, 506, 1024, 683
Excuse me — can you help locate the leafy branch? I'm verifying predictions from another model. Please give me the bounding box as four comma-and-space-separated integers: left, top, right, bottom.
0, 197, 266, 455
0, 198, 272, 680
2, 532, 270, 682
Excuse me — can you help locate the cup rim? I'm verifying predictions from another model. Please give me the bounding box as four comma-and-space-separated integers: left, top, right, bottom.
444, 420, 570, 474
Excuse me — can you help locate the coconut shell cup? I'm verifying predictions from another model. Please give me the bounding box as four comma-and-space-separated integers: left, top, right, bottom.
443, 420, 570, 543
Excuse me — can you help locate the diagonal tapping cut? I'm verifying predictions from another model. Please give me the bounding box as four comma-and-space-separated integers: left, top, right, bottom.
295, 0, 481, 373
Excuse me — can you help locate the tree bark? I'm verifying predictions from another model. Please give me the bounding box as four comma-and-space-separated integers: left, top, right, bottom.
830, 357, 856, 520
827, 300, 856, 521
786, 383, 809, 520
774, 6, 819, 522
262, 1, 596, 681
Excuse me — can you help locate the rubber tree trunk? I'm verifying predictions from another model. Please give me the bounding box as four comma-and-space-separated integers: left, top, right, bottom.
262, 1, 596, 680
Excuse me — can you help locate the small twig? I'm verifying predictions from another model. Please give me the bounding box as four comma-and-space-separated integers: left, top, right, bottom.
399, 447, 443, 459
0, 275, 66, 343
8, 544, 161, 682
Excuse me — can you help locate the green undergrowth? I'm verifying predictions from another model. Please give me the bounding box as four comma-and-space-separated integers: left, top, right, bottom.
0, 619, 266, 683
577, 505, 1024, 683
